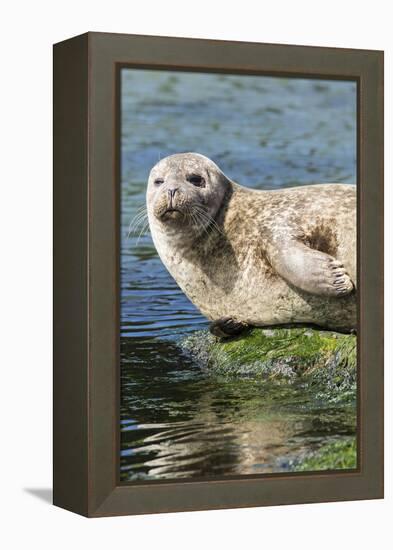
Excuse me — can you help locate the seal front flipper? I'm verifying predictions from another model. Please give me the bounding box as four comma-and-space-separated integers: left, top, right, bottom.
209, 317, 250, 340
267, 239, 354, 297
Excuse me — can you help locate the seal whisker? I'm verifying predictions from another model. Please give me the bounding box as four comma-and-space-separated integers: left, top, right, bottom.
127, 208, 149, 239
189, 210, 206, 236
192, 204, 222, 229
192, 206, 225, 237
185, 204, 208, 237
135, 219, 150, 246
129, 211, 148, 227
192, 210, 215, 235
191, 209, 212, 238
128, 214, 149, 238
127, 209, 147, 227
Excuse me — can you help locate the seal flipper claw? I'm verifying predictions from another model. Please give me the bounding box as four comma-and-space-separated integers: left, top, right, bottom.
209, 317, 249, 340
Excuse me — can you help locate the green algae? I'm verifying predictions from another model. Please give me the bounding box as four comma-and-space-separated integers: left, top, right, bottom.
181, 327, 357, 403
294, 438, 357, 471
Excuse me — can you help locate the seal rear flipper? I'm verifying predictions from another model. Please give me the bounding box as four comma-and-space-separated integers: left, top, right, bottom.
209, 317, 250, 339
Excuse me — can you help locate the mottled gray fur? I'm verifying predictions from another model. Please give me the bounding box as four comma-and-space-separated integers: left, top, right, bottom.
146, 153, 356, 332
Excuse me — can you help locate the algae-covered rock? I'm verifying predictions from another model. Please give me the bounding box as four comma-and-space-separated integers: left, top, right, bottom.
181, 327, 356, 402
294, 437, 357, 471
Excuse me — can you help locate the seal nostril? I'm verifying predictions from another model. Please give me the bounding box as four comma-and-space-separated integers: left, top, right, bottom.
167, 188, 178, 208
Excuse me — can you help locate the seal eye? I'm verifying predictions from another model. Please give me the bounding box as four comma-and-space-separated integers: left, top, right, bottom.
187, 174, 205, 187
154, 178, 164, 186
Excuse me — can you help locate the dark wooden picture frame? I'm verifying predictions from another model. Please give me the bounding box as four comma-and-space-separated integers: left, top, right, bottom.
53, 32, 383, 517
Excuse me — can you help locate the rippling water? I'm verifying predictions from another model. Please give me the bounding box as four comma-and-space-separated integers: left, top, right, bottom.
120, 70, 357, 482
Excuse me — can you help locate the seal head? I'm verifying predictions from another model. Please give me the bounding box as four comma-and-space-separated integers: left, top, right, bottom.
147, 153, 229, 238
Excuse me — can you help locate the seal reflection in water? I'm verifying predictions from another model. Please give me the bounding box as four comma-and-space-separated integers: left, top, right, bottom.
147, 153, 356, 337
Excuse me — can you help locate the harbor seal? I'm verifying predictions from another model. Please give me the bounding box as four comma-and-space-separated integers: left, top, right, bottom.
146, 153, 356, 336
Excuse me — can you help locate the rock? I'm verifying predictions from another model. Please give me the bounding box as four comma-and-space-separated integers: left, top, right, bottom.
181, 327, 357, 403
